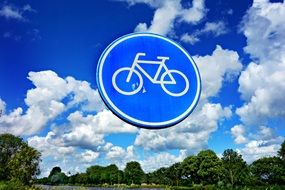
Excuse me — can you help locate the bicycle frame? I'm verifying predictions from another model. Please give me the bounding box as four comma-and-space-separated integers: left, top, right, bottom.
126, 53, 176, 85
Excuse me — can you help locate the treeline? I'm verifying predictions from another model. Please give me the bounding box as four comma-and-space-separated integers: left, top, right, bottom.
38, 140, 285, 188
0, 134, 41, 190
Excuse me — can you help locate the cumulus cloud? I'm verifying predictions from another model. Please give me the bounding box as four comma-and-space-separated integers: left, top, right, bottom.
103, 144, 137, 169
237, 0, 285, 125
28, 132, 75, 160
140, 150, 187, 172
232, 125, 284, 162
78, 150, 100, 163
123, 0, 207, 36
194, 45, 242, 100
231, 125, 247, 144
61, 110, 137, 150
238, 138, 284, 163
0, 70, 105, 136
135, 103, 231, 152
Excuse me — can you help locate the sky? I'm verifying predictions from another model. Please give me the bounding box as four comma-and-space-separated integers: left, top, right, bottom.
0, 0, 285, 177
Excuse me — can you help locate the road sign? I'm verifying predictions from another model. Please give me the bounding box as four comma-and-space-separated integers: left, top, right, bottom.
97, 33, 201, 129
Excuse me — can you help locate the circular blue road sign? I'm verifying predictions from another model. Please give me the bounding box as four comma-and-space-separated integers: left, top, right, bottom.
97, 33, 201, 129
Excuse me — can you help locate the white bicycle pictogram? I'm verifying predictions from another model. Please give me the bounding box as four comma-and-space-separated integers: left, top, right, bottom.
112, 53, 189, 97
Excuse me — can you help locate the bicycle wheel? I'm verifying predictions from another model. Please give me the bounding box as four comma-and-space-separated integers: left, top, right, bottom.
160, 70, 189, 97
112, 67, 143, 95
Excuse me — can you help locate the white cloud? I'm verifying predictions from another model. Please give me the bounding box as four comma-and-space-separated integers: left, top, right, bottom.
181, 21, 228, 44
134, 1, 180, 35
123, 0, 207, 36
237, 0, 285, 125
201, 21, 228, 37
232, 125, 284, 162
180, 33, 200, 44
0, 5, 24, 20
194, 45, 242, 100
238, 138, 283, 163
231, 125, 247, 144
180, 0, 206, 24
0, 70, 105, 136
0, 4, 35, 21
135, 103, 232, 152
61, 110, 137, 149
140, 150, 186, 172
28, 132, 75, 160
78, 150, 100, 163
0, 99, 6, 115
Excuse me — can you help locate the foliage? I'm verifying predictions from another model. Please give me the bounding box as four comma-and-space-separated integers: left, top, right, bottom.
0, 134, 41, 185
250, 156, 285, 184
48, 167, 62, 178
124, 161, 145, 185
167, 163, 182, 186
221, 149, 249, 186
34, 139, 285, 189
196, 150, 224, 185
8, 145, 41, 185
180, 150, 224, 185
85, 164, 123, 184
278, 141, 285, 161
0, 134, 24, 180
180, 155, 199, 184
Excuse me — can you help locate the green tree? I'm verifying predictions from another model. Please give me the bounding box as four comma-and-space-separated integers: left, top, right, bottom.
106, 164, 120, 184
180, 155, 199, 184
278, 140, 285, 161
50, 172, 68, 185
124, 161, 145, 185
196, 150, 224, 185
167, 163, 182, 186
149, 167, 170, 185
250, 156, 285, 185
86, 165, 103, 184
48, 167, 61, 178
0, 134, 25, 180
74, 173, 88, 184
221, 149, 248, 186
7, 144, 41, 185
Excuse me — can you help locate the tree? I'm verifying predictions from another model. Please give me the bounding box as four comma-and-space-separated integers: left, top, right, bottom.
7, 144, 41, 185
124, 161, 145, 185
278, 140, 285, 161
180, 155, 199, 184
0, 133, 41, 185
196, 150, 224, 185
167, 163, 182, 186
250, 157, 285, 185
221, 149, 248, 186
48, 167, 62, 178
50, 172, 68, 185
86, 165, 103, 184
75, 173, 88, 184
149, 167, 170, 185
0, 134, 25, 180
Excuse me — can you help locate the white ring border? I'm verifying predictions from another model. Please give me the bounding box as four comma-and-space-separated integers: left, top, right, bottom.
97, 33, 201, 127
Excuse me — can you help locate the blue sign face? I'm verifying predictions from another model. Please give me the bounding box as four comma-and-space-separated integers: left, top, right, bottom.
97, 33, 201, 129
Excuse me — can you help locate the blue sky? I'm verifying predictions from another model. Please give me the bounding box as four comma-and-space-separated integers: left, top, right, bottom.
0, 0, 285, 176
